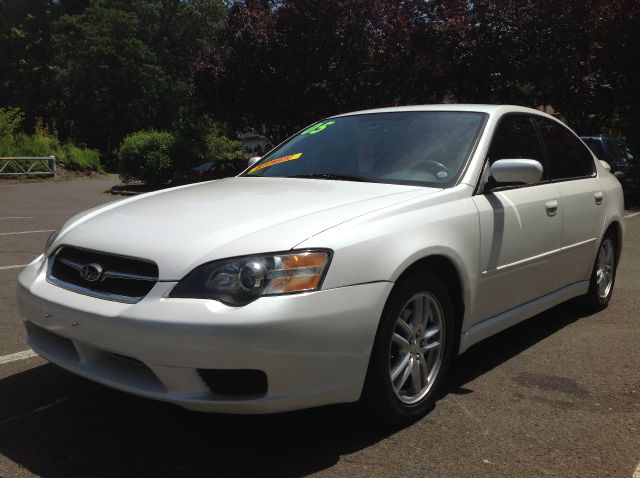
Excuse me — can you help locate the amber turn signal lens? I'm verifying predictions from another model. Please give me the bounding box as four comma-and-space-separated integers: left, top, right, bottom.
264, 251, 329, 294
281, 252, 328, 269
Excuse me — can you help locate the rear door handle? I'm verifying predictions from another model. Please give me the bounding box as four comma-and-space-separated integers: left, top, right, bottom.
594, 192, 604, 205
545, 200, 558, 216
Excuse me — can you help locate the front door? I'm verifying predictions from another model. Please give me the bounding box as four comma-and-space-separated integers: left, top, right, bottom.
472, 114, 563, 323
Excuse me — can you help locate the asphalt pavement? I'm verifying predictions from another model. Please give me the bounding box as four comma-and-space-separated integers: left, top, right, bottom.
0, 177, 638, 477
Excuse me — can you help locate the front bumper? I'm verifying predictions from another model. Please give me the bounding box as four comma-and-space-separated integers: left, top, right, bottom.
17, 257, 392, 413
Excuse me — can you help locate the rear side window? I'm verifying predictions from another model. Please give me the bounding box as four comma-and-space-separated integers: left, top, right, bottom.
582, 139, 606, 161
535, 118, 594, 180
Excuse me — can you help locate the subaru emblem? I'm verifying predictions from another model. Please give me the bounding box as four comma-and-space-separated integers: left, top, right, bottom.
80, 263, 103, 282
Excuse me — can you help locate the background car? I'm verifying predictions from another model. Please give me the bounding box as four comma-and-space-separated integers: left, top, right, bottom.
172, 159, 247, 185
581, 136, 640, 198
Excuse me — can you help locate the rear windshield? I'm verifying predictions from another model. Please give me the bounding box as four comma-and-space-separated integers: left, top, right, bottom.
243, 111, 487, 187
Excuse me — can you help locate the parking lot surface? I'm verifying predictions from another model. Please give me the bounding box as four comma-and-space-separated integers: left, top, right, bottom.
1, 177, 639, 477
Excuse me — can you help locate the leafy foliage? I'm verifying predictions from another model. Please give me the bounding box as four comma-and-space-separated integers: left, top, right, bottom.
0, 109, 102, 172
119, 130, 177, 184
1, 0, 226, 152
196, 0, 424, 142
205, 123, 243, 161
61, 143, 102, 171
0, 0, 58, 132
51, 3, 168, 152
171, 110, 243, 170
0, 107, 25, 138
1, 0, 640, 157
11, 131, 60, 158
196, 0, 640, 149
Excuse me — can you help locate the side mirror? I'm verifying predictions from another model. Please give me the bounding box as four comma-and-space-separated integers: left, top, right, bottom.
599, 160, 611, 172
490, 159, 543, 185
248, 156, 262, 168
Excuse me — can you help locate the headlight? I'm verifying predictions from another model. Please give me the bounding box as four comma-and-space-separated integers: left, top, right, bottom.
44, 230, 59, 254
169, 250, 332, 306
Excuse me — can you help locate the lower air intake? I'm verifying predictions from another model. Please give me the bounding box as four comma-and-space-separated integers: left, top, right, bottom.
197, 369, 268, 397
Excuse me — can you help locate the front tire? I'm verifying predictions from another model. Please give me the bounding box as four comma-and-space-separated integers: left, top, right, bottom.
363, 271, 456, 425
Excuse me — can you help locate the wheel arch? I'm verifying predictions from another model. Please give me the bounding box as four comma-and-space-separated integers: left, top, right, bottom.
604, 219, 623, 267
612, 171, 625, 183
391, 253, 467, 347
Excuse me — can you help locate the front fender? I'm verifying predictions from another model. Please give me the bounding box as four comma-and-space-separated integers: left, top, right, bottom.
298, 186, 480, 333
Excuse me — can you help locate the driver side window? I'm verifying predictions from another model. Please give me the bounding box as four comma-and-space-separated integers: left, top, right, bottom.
488, 115, 547, 180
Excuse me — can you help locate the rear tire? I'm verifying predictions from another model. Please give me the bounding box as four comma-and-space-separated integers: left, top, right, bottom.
583, 231, 617, 311
363, 270, 456, 425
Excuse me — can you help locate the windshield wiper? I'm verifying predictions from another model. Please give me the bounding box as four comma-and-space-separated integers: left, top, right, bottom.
289, 173, 370, 182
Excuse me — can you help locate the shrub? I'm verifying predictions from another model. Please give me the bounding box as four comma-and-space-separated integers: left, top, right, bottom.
0, 134, 15, 156
0, 113, 102, 174
1, 131, 62, 174
119, 130, 176, 184
61, 143, 102, 172
12, 131, 61, 157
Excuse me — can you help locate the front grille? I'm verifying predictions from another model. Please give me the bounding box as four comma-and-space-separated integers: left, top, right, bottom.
47, 246, 159, 303
197, 369, 268, 397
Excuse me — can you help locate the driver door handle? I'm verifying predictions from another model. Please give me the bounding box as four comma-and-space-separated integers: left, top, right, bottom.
545, 200, 558, 216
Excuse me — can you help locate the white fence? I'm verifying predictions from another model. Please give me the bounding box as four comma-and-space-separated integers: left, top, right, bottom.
0, 156, 56, 177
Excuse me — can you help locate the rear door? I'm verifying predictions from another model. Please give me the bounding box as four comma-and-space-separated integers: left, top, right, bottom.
473, 114, 563, 322
534, 117, 605, 286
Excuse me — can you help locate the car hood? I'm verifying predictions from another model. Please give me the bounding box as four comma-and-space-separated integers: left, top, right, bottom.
55, 177, 439, 280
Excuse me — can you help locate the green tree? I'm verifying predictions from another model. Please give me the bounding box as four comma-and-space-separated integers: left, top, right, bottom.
195, 0, 471, 142
51, 3, 168, 152
0, 0, 59, 131
205, 125, 243, 161
50, 0, 226, 152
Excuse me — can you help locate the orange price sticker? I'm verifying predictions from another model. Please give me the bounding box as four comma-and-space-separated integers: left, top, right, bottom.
249, 153, 302, 173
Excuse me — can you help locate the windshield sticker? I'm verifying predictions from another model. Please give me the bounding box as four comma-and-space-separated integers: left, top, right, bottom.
249, 153, 302, 173
300, 121, 336, 135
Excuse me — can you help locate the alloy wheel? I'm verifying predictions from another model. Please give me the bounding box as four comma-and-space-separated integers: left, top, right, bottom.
596, 238, 615, 300
389, 292, 445, 405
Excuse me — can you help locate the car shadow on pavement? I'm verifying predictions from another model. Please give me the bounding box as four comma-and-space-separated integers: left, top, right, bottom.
445, 299, 589, 396
0, 301, 592, 478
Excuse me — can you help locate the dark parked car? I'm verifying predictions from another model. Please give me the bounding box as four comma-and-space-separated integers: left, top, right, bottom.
581, 136, 640, 196
172, 160, 247, 185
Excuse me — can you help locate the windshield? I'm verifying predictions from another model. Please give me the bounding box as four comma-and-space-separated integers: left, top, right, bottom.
243, 111, 487, 187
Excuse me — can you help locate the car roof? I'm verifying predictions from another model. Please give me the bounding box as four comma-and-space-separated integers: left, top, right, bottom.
331, 104, 555, 119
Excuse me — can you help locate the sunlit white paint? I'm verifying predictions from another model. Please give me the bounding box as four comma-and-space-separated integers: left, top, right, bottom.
16, 104, 625, 413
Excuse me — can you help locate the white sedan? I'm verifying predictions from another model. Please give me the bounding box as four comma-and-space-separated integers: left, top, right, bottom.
17, 105, 624, 424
